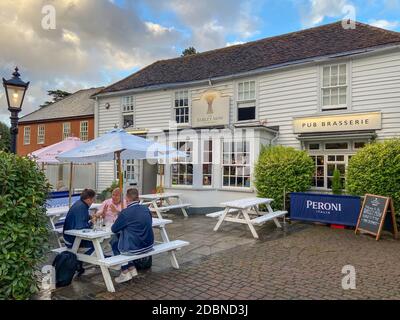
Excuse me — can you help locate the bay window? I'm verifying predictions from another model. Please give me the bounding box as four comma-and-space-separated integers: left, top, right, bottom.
202, 140, 213, 186
222, 141, 251, 188
171, 141, 193, 186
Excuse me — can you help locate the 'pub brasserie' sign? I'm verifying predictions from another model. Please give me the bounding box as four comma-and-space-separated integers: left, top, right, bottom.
293, 112, 382, 133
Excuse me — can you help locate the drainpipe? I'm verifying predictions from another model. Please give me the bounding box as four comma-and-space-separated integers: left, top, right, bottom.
270, 130, 279, 146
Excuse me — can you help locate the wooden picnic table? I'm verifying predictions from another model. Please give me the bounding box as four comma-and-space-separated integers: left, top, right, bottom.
54, 218, 188, 293
139, 193, 191, 219
209, 197, 287, 239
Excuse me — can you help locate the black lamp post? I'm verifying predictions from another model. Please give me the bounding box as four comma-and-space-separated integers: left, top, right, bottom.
2, 67, 29, 154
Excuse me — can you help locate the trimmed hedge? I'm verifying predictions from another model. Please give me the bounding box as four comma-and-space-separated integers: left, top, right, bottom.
254, 145, 314, 210
346, 139, 400, 212
0, 151, 50, 299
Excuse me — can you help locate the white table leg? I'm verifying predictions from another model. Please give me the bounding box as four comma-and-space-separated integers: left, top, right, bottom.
151, 200, 164, 219
159, 226, 179, 269
214, 207, 230, 232
243, 208, 259, 239
71, 237, 82, 253
176, 196, 189, 218
266, 204, 282, 228
92, 239, 115, 293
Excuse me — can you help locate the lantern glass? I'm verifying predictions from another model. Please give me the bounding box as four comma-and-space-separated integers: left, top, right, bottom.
5, 84, 25, 110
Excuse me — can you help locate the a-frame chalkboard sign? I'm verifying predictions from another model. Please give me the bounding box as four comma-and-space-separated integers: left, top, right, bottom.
355, 194, 398, 241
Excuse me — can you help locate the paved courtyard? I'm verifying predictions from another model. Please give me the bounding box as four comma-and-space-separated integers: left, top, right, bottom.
41, 215, 400, 300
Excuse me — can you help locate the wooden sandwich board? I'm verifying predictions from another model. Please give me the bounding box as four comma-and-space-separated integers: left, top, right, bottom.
355, 194, 398, 241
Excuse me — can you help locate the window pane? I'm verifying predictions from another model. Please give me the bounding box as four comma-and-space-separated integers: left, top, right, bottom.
238, 106, 256, 121
309, 143, 320, 150
331, 66, 338, 86
325, 142, 348, 150
354, 142, 366, 149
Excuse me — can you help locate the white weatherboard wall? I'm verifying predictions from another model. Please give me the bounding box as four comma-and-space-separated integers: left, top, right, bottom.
258, 65, 318, 148
96, 96, 121, 191
352, 51, 400, 140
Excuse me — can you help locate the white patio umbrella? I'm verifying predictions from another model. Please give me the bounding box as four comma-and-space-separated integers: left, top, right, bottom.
56, 129, 185, 208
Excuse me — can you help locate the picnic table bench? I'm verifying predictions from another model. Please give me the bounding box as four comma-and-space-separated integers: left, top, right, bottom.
52, 218, 189, 292
207, 197, 287, 239
140, 193, 191, 219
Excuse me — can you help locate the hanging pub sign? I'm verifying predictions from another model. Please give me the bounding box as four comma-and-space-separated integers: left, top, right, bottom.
192, 90, 230, 128
355, 194, 398, 241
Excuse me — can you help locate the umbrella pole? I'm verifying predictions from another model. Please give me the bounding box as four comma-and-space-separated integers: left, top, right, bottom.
68, 162, 73, 208
116, 151, 124, 209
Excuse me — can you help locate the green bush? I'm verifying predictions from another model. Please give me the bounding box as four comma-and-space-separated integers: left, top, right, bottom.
254, 145, 315, 210
332, 169, 343, 195
0, 151, 50, 299
97, 180, 119, 202
346, 139, 400, 212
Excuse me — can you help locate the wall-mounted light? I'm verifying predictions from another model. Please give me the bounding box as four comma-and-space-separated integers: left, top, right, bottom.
105, 102, 110, 110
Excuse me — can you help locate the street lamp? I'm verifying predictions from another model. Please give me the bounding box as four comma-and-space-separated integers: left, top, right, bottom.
2, 67, 29, 154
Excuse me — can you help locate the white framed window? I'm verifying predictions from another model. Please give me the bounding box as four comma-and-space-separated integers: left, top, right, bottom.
321, 63, 348, 110
237, 80, 256, 121
122, 96, 134, 129
23, 126, 30, 145
171, 141, 193, 186
80, 121, 88, 141
62, 122, 71, 140
174, 90, 189, 124
237, 81, 256, 101
37, 125, 45, 144
222, 141, 251, 188
202, 139, 213, 186
310, 154, 350, 190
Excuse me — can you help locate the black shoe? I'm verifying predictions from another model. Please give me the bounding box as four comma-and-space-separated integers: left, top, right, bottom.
77, 267, 85, 277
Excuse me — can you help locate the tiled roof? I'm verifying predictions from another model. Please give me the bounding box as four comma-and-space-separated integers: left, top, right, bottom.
20, 87, 104, 123
96, 21, 400, 95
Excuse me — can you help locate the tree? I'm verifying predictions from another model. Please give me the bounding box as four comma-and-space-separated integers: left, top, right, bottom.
332, 168, 343, 195
0, 122, 10, 152
181, 47, 198, 57
39, 90, 72, 108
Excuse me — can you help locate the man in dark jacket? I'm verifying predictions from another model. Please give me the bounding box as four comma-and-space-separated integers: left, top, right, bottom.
111, 188, 154, 283
63, 189, 96, 255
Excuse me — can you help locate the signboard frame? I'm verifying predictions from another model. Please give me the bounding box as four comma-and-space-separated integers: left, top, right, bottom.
355, 194, 398, 241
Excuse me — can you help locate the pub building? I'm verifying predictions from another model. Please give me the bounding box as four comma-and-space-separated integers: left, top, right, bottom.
92, 21, 400, 210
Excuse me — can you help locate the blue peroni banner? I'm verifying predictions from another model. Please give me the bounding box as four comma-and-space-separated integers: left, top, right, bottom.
290, 192, 361, 226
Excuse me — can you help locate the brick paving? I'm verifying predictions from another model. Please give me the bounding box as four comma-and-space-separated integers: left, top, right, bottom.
43, 215, 400, 300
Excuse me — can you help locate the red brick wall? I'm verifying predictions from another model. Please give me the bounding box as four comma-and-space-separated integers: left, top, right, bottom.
17, 117, 94, 156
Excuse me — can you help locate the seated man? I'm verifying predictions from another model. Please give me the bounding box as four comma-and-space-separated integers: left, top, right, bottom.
95, 187, 126, 226
111, 188, 154, 283
63, 188, 96, 255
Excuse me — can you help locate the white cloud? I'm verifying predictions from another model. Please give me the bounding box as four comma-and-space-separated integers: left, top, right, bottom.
0, 0, 184, 122
369, 19, 399, 30
145, 22, 174, 36
145, 0, 264, 51
299, 0, 351, 28
226, 41, 245, 47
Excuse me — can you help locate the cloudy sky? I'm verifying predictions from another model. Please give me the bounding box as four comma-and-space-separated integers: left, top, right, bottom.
0, 0, 399, 124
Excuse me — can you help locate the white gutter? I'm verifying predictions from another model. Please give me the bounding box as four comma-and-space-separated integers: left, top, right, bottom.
93, 43, 400, 99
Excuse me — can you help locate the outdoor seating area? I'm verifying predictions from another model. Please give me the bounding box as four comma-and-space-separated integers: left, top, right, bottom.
3, 5, 400, 305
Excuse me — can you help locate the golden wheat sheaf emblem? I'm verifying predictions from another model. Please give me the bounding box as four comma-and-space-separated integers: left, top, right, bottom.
204, 91, 218, 114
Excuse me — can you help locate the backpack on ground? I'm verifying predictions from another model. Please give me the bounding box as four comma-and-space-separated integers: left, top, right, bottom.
52, 251, 79, 287
134, 256, 152, 270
